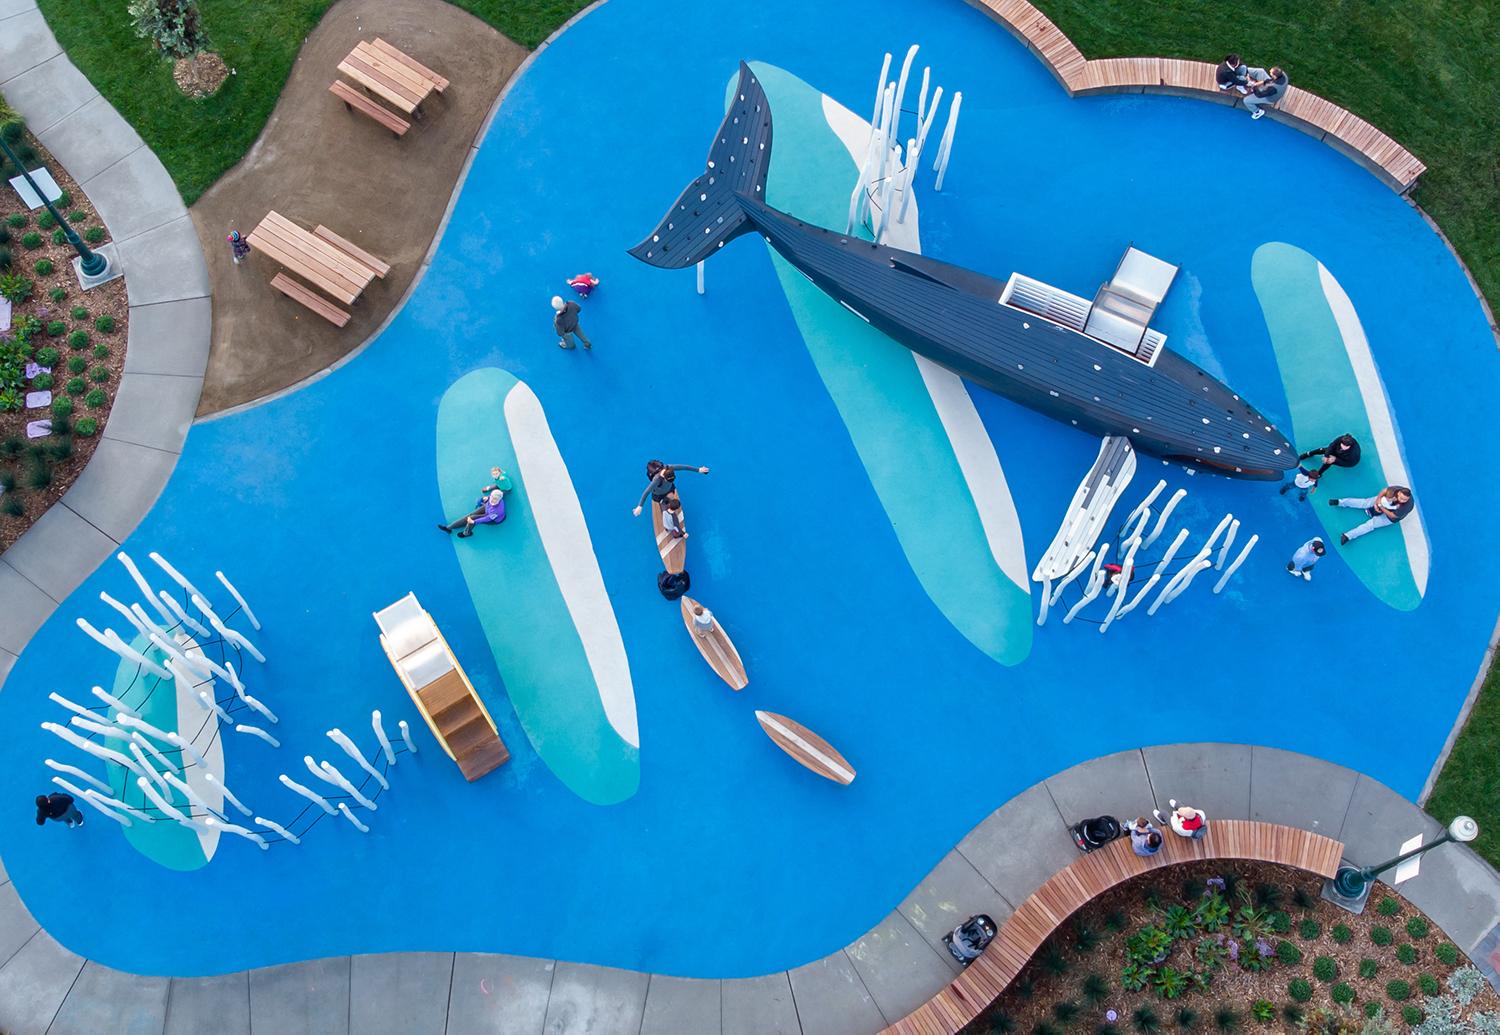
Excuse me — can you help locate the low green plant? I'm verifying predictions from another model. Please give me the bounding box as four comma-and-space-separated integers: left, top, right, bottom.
50, 396, 72, 419
1213, 1006, 1238, 1032
55, 191, 71, 209
26, 460, 50, 490
1288, 978, 1313, 1002
31, 372, 52, 390
1104, 910, 1129, 933
94, 314, 115, 333
1281, 1004, 1304, 1026
4, 213, 25, 229
91, 343, 109, 360
987, 1013, 1016, 1033
1385, 979, 1411, 1002
52, 413, 71, 436
1250, 1000, 1274, 1023
1195, 894, 1229, 932
66, 356, 86, 374
1275, 940, 1301, 965
1418, 973, 1440, 996
89, 365, 109, 384
46, 320, 65, 337
1370, 926, 1393, 947
74, 416, 97, 437
1253, 884, 1282, 910
1330, 924, 1352, 945
20, 231, 41, 249
1, 493, 23, 517
84, 387, 106, 408
35, 346, 59, 367
1396, 943, 1417, 965
47, 286, 65, 303
1054, 1000, 1080, 1024
50, 227, 65, 245
1406, 917, 1429, 939
1297, 918, 1321, 940
0, 389, 20, 413
0, 245, 10, 271
1173, 1006, 1198, 1030
33, 257, 53, 276
1154, 966, 1188, 1000
67, 210, 85, 224
1376, 896, 1400, 917
1162, 906, 1197, 941
1312, 956, 1337, 982
1132, 1005, 1161, 1033
1033, 1022, 1060, 1035
1363, 1000, 1381, 1019
1074, 922, 1100, 954
69, 306, 86, 321
45, 435, 71, 462
65, 376, 85, 396
67, 330, 89, 350
1126, 927, 1173, 966
1041, 947, 1069, 976
1081, 972, 1110, 1006
83, 226, 105, 244
1434, 942, 1459, 966
0, 436, 22, 457
1265, 912, 1291, 935
1358, 958, 1378, 979
0, 272, 33, 303
0, 468, 14, 492
1331, 982, 1354, 1005
1402, 1005, 1422, 1026
1291, 886, 1317, 911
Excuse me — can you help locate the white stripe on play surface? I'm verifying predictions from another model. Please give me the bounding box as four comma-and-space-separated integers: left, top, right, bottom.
821, 93, 1029, 592
1317, 263, 1429, 596
505, 382, 639, 748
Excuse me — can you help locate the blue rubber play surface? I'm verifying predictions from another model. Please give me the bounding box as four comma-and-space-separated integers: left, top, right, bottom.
3, 0, 1498, 979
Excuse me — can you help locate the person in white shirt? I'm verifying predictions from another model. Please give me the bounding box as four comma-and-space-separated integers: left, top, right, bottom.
690, 605, 716, 637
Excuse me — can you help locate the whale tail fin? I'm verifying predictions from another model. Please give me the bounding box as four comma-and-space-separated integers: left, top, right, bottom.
627, 62, 772, 270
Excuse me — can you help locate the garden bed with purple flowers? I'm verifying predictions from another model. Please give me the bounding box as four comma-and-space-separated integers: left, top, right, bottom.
964, 861, 1500, 1034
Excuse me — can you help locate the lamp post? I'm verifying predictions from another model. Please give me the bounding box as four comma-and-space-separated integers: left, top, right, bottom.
0, 134, 109, 278
1328, 816, 1479, 906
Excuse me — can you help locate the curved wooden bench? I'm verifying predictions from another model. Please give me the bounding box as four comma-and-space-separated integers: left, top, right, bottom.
883, 819, 1343, 1034
970, 0, 1425, 193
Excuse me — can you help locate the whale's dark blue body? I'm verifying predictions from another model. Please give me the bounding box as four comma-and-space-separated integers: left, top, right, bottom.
629, 63, 1295, 479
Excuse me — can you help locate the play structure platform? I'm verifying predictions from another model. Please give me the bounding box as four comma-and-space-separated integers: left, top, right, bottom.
374, 593, 509, 781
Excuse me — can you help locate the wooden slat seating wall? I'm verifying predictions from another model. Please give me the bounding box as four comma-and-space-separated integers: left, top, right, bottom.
972, 0, 1425, 190
883, 820, 1344, 1035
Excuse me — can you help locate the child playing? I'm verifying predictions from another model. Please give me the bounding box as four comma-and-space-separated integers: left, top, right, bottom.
1278, 464, 1320, 502
1286, 537, 1325, 581
566, 272, 600, 298
227, 229, 251, 265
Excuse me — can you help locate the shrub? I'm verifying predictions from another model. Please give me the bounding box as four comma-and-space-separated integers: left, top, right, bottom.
1376, 896, 1400, 917
35, 346, 58, 367
1311, 956, 1335, 981
1330, 924, 1352, 945
1396, 944, 1417, 965
92, 342, 109, 359
1406, 917, 1429, 939
31, 372, 53, 390
67, 356, 86, 374
33, 257, 52, 276
0, 469, 12, 492
1432, 942, 1458, 966
20, 231, 41, 249
1450, 965, 1487, 1004
1292, 885, 1317, 910
1370, 926, 1393, 946
50, 396, 72, 419
0, 225, 9, 244
67, 209, 85, 223
1053, 1001, 1080, 1024
47, 286, 66, 303
1330, 982, 1354, 1005
55, 190, 71, 209
1033, 1022, 1060, 1035
26, 460, 50, 489
1358, 958, 1378, 979
1274, 940, 1301, 965
46, 320, 66, 337
1173, 1006, 1198, 1030
128, 0, 210, 57
4, 213, 25, 229
84, 387, 106, 408
74, 416, 97, 437
1298, 918, 1321, 940
1104, 910, 1129, 933
68, 330, 89, 350
1041, 947, 1069, 976
1154, 967, 1188, 1000
1385, 979, 1411, 1002
1, 493, 23, 517
50, 227, 65, 245
45, 435, 71, 462
989, 1015, 1016, 1033
1418, 973, 1440, 997
0, 272, 33, 303
1132, 1005, 1160, 1033
1265, 912, 1291, 935
51, 413, 71, 436
1288, 978, 1313, 1002
95, 313, 115, 333
1250, 1000, 1274, 1023
1280, 1004, 1303, 1026
70, 306, 87, 321
1074, 922, 1101, 954
65, 377, 85, 396
1213, 1006, 1238, 1032
1363, 1001, 1380, 1019
1401, 1005, 1422, 1026
89, 365, 109, 384
36, 211, 54, 229
1253, 883, 1282, 910
0, 246, 9, 270
0, 436, 21, 457
84, 226, 105, 244
1082, 973, 1110, 1006
0, 389, 19, 412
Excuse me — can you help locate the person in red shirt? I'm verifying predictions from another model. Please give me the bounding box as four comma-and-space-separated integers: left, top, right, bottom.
566, 272, 600, 298
1153, 799, 1208, 840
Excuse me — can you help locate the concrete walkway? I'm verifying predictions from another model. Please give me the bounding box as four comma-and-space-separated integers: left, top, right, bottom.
0, 742, 1496, 1034
0, 0, 210, 689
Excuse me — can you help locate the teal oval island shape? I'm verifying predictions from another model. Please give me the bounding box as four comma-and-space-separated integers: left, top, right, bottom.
437, 368, 640, 805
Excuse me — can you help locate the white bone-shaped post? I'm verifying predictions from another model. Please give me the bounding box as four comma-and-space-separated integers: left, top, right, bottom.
150, 551, 204, 601
44, 758, 111, 795
236, 725, 280, 748
79, 621, 170, 679
1063, 568, 1106, 624
116, 551, 177, 627
204, 773, 252, 817
1142, 489, 1187, 549
1216, 520, 1240, 570
42, 722, 144, 777
79, 786, 153, 822
254, 816, 300, 845
204, 816, 268, 850
197, 690, 233, 725
328, 729, 388, 790
161, 770, 223, 821
69, 715, 123, 740
99, 591, 152, 640
1212, 535, 1259, 594
55, 782, 131, 826
932, 91, 962, 190
214, 571, 262, 630
1049, 551, 1095, 606
165, 731, 208, 769
131, 732, 180, 774
1098, 560, 1135, 634
1155, 528, 1192, 572
398, 720, 418, 755
279, 775, 335, 815
1113, 571, 1162, 620
91, 685, 140, 719
372, 711, 396, 764
224, 661, 246, 694
320, 761, 377, 810
238, 693, 278, 725
337, 803, 369, 833
158, 591, 212, 640
136, 775, 189, 822
201, 603, 266, 664
148, 632, 217, 683
129, 603, 171, 643
128, 741, 172, 791
48, 691, 105, 721
1165, 558, 1214, 603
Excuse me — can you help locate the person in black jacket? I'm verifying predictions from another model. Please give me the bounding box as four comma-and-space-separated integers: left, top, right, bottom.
1298, 433, 1361, 475
1215, 54, 1249, 94
551, 295, 593, 350
36, 792, 84, 828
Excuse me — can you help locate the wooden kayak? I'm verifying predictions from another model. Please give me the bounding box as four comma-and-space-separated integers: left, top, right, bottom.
651, 498, 686, 574
754, 710, 856, 785
679, 595, 748, 690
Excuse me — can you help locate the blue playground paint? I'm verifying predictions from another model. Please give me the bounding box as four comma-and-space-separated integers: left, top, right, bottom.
0, 0, 1495, 981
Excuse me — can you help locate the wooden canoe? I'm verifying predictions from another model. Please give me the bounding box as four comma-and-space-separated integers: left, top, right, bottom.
680, 596, 748, 690
754, 710, 856, 785
651, 498, 686, 574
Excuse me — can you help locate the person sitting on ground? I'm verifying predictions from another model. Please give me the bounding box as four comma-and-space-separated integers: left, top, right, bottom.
567, 272, 600, 298
661, 495, 687, 539
690, 604, 716, 637
1298, 433, 1361, 476
438, 467, 512, 538
1329, 485, 1413, 545
1215, 53, 1250, 94
1243, 66, 1288, 119
1278, 464, 1321, 502
1127, 816, 1163, 857
1154, 799, 1208, 840
634, 463, 709, 515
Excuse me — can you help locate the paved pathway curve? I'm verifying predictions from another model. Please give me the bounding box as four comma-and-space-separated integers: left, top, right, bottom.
0, 0, 210, 689
0, 742, 1495, 1033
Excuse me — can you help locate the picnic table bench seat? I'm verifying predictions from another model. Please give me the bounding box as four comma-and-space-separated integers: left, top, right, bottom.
269, 272, 349, 327
328, 79, 410, 138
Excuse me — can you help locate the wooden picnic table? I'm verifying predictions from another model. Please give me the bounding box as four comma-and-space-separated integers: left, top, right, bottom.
246, 211, 377, 307
336, 38, 444, 117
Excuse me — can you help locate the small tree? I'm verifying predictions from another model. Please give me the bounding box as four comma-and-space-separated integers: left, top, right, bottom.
128, 0, 209, 58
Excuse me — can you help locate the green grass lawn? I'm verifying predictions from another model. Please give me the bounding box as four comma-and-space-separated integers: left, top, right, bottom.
1424, 659, 1500, 870
32, 0, 590, 206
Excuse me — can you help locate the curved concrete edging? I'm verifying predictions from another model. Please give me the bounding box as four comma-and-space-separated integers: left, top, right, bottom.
0, 742, 1496, 1033
0, 0, 210, 690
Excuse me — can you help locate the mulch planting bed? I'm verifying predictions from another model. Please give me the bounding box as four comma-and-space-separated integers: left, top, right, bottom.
963, 860, 1500, 1033
0, 121, 127, 552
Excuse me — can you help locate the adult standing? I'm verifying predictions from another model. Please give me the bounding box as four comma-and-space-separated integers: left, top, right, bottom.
36, 792, 83, 829
634, 463, 709, 516
1330, 486, 1414, 545
1298, 433, 1361, 476
552, 295, 593, 350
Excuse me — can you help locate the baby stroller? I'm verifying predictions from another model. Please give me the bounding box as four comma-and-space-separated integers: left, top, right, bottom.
1071, 815, 1122, 853
943, 914, 997, 965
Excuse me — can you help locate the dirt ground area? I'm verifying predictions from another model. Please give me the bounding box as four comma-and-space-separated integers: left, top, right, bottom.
190, 0, 526, 415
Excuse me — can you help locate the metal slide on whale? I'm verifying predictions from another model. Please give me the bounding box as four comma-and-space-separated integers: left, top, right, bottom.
629, 62, 1296, 481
